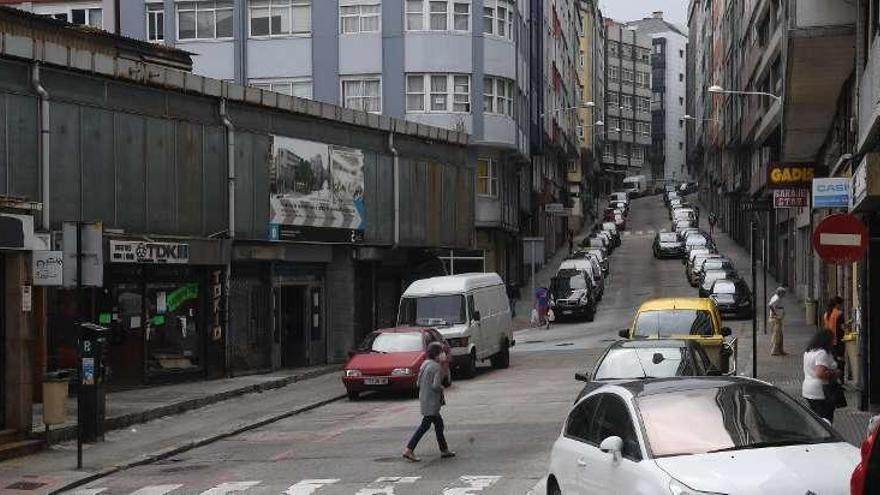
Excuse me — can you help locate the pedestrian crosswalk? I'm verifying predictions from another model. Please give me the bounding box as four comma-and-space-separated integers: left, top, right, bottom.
70, 476, 506, 495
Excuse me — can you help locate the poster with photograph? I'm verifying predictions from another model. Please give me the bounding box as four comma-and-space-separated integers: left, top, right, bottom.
269, 136, 366, 242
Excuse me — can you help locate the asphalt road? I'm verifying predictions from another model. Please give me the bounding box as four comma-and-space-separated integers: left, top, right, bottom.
68, 194, 722, 495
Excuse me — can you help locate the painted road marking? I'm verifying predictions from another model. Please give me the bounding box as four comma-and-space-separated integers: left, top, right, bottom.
354, 476, 420, 495
442, 475, 502, 494
129, 485, 183, 495
199, 481, 262, 495
70, 490, 107, 495
819, 233, 862, 246
284, 479, 340, 495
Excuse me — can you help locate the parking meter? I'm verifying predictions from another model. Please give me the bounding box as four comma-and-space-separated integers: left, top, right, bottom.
77, 322, 108, 443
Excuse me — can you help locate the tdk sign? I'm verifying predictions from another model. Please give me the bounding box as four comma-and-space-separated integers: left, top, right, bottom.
812, 178, 851, 209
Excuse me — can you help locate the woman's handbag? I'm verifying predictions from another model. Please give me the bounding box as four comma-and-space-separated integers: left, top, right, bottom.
823, 379, 848, 409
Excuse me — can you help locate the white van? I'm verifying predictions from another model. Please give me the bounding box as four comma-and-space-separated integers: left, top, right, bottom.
398, 273, 513, 378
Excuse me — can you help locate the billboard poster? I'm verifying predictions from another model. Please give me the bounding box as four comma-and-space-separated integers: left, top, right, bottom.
269, 136, 366, 243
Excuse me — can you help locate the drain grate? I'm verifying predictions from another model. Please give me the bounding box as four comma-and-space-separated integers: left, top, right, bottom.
5, 482, 47, 490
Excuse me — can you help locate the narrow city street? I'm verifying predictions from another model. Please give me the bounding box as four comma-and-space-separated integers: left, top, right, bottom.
60, 194, 756, 495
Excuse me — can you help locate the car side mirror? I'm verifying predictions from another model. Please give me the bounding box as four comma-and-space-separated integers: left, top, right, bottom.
599, 436, 623, 462
721, 327, 732, 337
472, 311, 481, 322
618, 329, 630, 339
575, 371, 590, 382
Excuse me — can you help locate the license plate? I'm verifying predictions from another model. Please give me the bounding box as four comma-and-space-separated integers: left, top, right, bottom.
562, 310, 573, 315
364, 377, 389, 385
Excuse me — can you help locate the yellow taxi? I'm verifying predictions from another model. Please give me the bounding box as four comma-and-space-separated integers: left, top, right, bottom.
618, 297, 736, 373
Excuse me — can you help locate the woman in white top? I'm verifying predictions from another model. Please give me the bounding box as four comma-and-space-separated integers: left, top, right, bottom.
802, 329, 839, 422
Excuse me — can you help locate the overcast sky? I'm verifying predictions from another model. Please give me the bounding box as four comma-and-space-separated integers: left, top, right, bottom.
599, 0, 688, 26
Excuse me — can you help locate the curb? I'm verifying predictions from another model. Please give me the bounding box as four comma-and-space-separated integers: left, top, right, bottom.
47, 393, 347, 495
43, 365, 342, 444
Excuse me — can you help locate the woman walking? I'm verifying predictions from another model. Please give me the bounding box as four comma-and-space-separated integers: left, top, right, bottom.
802, 329, 840, 422
402, 342, 455, 462
823, 296, 847, 380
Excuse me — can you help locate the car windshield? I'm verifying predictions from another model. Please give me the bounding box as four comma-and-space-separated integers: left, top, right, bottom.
633, 309, 715, 337
552, 273, 588, 292
594, 347, 689, 380
398, 295, 466, 326
686, 236, 708, 247
703, 271, 733, 287
637, 384, 837, 457
703, 261, 731, 271
362, 332, 424, 353
713, 281, 737, 294
659, 233, 678, 242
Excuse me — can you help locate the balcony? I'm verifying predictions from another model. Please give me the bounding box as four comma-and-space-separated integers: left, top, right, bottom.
782, 0, 855, 161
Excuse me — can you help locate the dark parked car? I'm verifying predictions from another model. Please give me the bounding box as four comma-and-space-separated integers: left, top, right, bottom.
573, 339, 720, 401
709, 278, 753, 319
600, 222, 621, 247
550, 269, 596, 321
699, 268, 740, 297
653, 231, 686, 259
694, 257, 734, 283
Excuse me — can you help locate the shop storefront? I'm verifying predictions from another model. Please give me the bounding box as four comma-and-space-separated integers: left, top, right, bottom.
78, 238, 227, 385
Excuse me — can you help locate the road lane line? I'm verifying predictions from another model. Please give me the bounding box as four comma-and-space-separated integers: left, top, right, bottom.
283, 479, 339, 495
354, 477, 420, 495
442, 475, 502, 494
69, 490, 107, 495
129, 485, 183, 495
198, 481, 261, 495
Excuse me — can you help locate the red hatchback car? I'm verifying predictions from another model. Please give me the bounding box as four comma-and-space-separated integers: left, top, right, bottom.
342, 326, 451, 400
852, 415, 880, 495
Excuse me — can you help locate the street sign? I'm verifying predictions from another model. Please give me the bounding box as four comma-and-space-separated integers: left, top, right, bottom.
773, 188, 809, 208
812, 214, 869, 264
767, 163, 818, 189
812, 178, 850, 209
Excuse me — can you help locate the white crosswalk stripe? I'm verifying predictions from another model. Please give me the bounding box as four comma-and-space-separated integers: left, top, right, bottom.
130, 486, 183, 495
354, 476, 420, 495
442, 475, 502, 494
80, 475, 512, 495
284, 479, 340, 495
199, 481, 261, 495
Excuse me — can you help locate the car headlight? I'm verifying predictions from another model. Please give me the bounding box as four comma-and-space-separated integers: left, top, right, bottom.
447, 337, 469, 347
669, 479, 725, 495
391, 368, 412, 376
345, 369, 362, 377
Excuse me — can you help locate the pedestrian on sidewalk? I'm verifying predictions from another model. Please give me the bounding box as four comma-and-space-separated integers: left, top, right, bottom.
506, 283, 521, 319
802, 329, 840, 423
708, 212, 717, 236
768, 286, 788, 356
403, 342, 455, 462
535, 287, 550, 326
823, 296, 847, 380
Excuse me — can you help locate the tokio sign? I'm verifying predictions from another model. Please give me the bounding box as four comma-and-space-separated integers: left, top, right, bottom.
32, 250, 63, 286
110, 240, 190, 264
772, 188, 809, 208
812, 178, 851, 209
768, 164, 817, 189
812, 214, 869, 264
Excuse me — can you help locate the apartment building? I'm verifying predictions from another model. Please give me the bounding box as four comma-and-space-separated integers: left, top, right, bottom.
572, 0, 603, 228
626, 11, 686, 183
601, 19, 651, 188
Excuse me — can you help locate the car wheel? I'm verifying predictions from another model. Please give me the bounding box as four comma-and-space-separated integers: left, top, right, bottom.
347, 391, 360, 401
491, 340, 510, 369
459, 349, 477, 379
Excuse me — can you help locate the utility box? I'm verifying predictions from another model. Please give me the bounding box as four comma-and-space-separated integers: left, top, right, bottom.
77, 323, 108, 443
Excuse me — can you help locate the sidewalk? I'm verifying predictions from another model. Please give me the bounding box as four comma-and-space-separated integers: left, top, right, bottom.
703, 212, 872, 446
1, 366, 345, 494
32, 364, 341, 443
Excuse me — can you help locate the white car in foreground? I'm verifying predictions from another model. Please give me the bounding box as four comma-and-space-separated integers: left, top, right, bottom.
546, 377, 858, 494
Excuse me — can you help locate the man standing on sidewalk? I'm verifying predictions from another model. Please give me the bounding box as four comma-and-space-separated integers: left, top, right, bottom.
769, 286, 788, 356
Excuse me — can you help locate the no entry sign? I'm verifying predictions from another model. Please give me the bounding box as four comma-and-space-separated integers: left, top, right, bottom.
812, 214, 869, 264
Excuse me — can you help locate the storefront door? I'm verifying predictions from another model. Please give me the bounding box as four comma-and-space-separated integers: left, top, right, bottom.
280, 286, 307, 368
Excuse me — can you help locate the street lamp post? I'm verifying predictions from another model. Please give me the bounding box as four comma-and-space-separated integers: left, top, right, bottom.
708, 85, 781, 103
